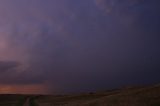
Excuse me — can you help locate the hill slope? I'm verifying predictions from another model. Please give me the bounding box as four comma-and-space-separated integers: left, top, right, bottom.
36, 84, 160, 106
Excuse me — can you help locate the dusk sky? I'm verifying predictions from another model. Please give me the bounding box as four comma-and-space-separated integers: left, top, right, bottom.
0, 0, 160, 94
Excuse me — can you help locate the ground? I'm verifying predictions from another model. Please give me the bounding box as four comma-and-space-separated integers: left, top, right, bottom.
0, 84, 160, 106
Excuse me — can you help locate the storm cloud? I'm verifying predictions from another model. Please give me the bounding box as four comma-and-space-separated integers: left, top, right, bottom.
0, 0, 160, 94
0, 61, 19, 73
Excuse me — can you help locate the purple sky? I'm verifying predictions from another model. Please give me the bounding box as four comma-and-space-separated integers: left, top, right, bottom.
0, 0, 160, 94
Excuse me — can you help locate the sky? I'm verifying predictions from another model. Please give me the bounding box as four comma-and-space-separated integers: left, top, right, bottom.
0, 0, 160, 94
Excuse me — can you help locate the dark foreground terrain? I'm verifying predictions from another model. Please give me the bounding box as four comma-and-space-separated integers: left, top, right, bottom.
0, 84, 160, 106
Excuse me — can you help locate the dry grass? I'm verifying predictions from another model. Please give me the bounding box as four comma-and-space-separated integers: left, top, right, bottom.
36, 84, 160, 106
0, 84, 160, 106
0, 94, 27, 106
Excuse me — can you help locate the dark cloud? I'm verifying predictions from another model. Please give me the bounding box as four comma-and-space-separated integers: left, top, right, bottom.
0, 61, 19, 73
0, 0, 160, 94
0, 61, 20, 84
0, 60, 45, 85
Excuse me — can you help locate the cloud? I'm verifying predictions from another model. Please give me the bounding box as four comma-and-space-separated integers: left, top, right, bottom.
0, 61, 19, 73
0, 0, 159, 94
0, 60, 46, 86
0, 84, 49, 94
94, 0, 146, 13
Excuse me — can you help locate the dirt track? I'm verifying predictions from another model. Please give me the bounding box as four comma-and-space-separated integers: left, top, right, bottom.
23, 98, 30, 106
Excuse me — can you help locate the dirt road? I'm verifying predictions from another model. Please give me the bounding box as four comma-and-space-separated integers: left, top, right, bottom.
23, 98, 30, 106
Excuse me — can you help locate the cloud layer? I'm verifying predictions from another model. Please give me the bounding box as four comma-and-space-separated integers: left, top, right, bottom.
0, 0, 160, 94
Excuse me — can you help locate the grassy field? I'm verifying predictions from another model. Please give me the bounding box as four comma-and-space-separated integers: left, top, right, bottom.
0, 84, 160, 106
36, 84, 160, 106
0, 94, 27, 106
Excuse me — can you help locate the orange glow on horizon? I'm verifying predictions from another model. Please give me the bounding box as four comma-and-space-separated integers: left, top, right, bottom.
0, 84, 49, 94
